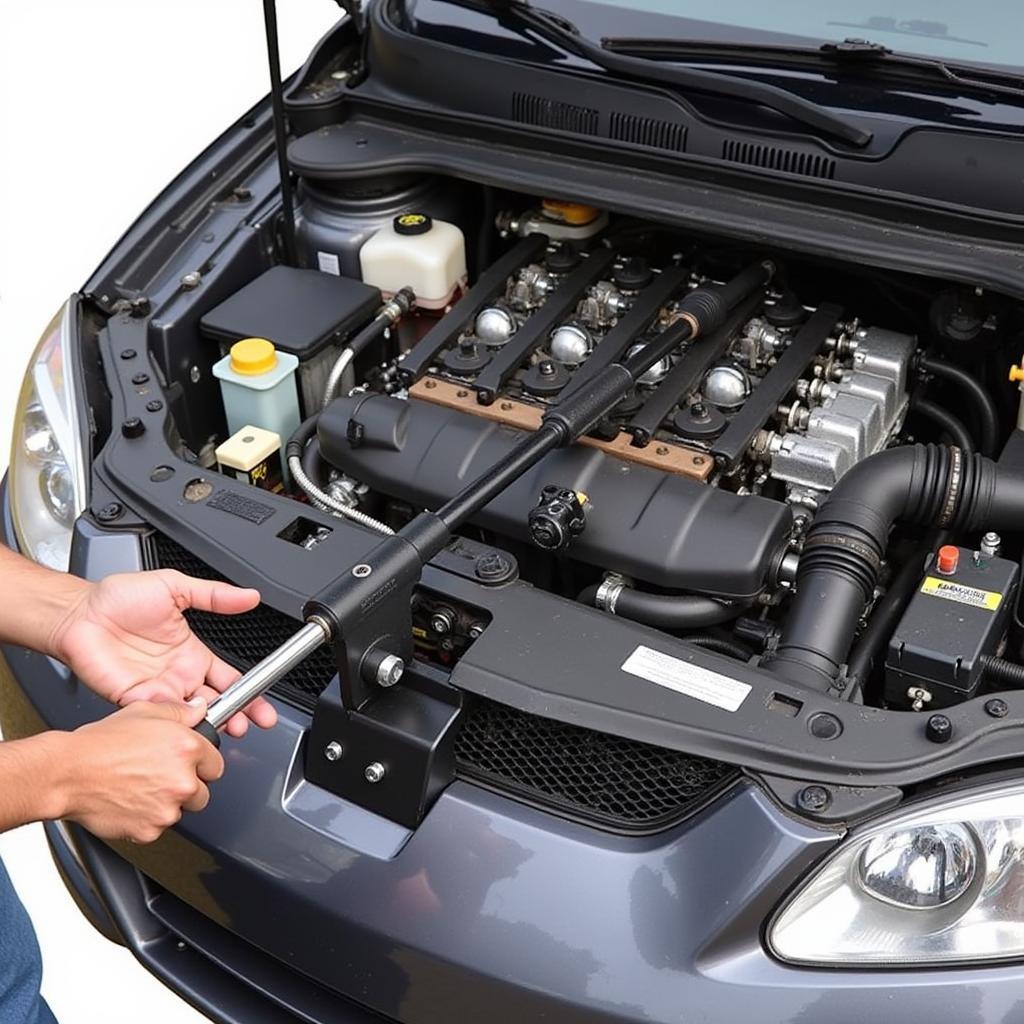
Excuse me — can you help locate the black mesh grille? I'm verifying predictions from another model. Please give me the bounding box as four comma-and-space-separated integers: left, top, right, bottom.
454, 697, 735, 831
147, 533, 335, 708
149, 534, 737, 831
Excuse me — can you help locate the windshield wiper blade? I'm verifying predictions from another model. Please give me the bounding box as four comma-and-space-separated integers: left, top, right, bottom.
604, 36, 1024, 100
438, 0, 872, 147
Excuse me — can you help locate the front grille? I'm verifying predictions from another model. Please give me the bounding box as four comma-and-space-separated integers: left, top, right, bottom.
149, 534, 737, 832
147, 533, 335, 707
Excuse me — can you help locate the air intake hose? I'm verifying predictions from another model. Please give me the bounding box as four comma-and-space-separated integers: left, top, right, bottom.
767, 444, 1024, 691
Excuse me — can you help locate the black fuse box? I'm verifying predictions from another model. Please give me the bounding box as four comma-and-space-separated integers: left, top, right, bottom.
885, 545, 1018, 709
201, 266, 380, 361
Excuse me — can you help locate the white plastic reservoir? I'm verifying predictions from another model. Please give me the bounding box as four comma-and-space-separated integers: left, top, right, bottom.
359, 213, 467, 310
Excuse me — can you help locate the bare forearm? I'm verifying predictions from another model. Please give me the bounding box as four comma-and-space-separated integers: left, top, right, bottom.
0, 544, 89, 656
0, 732, 69, 832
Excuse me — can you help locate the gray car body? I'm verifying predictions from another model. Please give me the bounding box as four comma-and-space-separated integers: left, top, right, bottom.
6, 508, 1024, 1022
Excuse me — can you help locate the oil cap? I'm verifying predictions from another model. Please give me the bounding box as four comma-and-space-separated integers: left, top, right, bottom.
230, 337, 278, 376
936, 545, 960, 575
394, 212, 433, 236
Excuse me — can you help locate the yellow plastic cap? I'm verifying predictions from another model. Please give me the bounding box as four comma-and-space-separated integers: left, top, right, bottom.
541, 198, 600, 226
230, 337, 277, 376
1010, 359, 1024, 383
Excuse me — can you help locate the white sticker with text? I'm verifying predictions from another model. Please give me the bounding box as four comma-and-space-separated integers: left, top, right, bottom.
621, 644, 751, 712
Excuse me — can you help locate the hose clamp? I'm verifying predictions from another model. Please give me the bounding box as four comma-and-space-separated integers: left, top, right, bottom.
595, 574, 628, 615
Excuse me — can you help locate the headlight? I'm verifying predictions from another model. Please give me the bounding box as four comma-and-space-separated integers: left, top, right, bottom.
769, 779, 1024, 966
10, 303, 88, 570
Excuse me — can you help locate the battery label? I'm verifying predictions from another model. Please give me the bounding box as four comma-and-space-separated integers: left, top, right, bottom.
920, 576, 1003, 611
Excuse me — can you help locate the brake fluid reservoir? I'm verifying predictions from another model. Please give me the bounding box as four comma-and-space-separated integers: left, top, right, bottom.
359, 213, 467, 310
212, 338, 301, 447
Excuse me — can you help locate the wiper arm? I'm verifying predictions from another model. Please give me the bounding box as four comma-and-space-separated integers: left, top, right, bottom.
435, 0, 872, 147
604, 36, 1024, 100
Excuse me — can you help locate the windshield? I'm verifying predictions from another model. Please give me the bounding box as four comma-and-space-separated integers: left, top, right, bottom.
573, 0, 1019, 70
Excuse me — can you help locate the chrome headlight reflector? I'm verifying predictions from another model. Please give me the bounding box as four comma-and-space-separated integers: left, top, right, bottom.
10, 303, 87, 570
770, 780, 1024, 966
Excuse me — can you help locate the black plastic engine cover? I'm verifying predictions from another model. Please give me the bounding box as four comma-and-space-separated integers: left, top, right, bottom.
318, 395, 791, 598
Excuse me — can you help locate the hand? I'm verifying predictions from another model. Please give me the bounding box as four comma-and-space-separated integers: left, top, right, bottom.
49, 569, 276, 737
57, 699, 224, 844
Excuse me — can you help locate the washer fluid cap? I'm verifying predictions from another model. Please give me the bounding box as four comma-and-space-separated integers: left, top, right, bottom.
394, 212, 433, 236
230, 338, 278, 376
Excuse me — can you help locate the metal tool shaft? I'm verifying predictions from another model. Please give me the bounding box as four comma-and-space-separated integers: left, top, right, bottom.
204, 618, 331, 730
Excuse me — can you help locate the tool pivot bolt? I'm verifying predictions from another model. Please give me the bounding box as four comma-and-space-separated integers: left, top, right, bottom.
364, 762, 386, 784
324, 741, 343, 762
376, 655, 405, 688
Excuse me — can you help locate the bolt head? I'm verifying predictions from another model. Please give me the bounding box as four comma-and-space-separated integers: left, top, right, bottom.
181, 271, 202, 290
95, 501, 124, 524
376, 654, 405, 688
352, 563, 372, 578
926, 714, 953, 744
121, 417, 145, 439
985, 698, 1009, 719
324, 741, 343, 762
364, 761, 386, 784
797, 785, 830, 813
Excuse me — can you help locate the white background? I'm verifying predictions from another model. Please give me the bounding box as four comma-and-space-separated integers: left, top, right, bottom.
0, 3, 340, 1020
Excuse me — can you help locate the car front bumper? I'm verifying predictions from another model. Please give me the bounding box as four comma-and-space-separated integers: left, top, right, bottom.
6, 495, 1024, 1024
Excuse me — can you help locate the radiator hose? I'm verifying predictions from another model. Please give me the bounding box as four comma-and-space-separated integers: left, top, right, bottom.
578, 582, 747, 629
767, 443, 1024, 691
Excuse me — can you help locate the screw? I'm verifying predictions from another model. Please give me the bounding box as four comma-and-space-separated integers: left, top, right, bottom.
985, 698, 1009, 719
146, 399, 164, 413
376, 654, 404, 688
364, 762, 386, 784
232, 186, 252, 202
121, 417, 145, 439
189, 365, 201, 384
131, 372, 150, 386
95, 502, 123, 524
324, 741, 343, 762
429, 608, 456, 635
926, 714, 953, 744
468, 623, 484, 640
181, 271, 202, 290
352, 563, 372, 578
539, 360, 556, 377
119, 348, 137, 360
796, 785, 830, 813
475, 551, 514, 582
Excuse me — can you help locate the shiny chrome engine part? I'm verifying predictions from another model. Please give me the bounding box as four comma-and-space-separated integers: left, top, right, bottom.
765, 326, 916, 500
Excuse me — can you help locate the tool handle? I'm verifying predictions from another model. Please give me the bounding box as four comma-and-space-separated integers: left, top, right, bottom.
195, 718, 221, 749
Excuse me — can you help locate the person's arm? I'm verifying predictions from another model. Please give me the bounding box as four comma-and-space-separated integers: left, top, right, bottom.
0, 700, 223, 843
0, 544, 276, 736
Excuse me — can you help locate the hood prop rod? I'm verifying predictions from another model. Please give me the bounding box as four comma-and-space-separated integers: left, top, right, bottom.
197, 260, 775, 743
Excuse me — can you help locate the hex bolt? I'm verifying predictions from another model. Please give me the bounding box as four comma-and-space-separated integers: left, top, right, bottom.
324, 741, 343, 762
796, 785, 830, 813
376, 654, 405, 688
121, 417, 145, 439
926, 714, 953, 744
119, 348, 137, 361
429, 608, 456, 635
468, 623, 485, 640
95, 502, 124, 524
146, 399, 164, 413
181, 271, 202, 290
364, 762, 386, 784
131, 372, 150, 386
985, 698, 1009, 719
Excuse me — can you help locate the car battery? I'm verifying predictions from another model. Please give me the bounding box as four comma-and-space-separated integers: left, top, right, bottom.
885, 544, 1018, 709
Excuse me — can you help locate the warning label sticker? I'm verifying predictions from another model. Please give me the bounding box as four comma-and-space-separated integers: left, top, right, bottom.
621, 644, 751, 712
920, 576, 1003, 611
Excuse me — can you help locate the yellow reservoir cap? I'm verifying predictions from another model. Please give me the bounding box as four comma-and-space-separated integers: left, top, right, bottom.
230, 337, 278, 376
541, 198, 600, 226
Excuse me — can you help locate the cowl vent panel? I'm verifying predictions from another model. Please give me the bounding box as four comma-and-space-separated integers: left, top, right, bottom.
722, 139, 836, 179
609, 111, 687, 152
511, 92, 600, 136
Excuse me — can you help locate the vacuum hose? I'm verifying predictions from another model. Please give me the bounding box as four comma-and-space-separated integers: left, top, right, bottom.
767, 443, 1024, 691
579, 582, 746, 630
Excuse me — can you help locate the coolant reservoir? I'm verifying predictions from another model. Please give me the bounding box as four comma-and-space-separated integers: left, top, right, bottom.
359, 213, 466, 310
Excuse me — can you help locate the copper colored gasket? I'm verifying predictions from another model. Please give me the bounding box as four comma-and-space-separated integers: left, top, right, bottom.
409, 377, 713, 481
